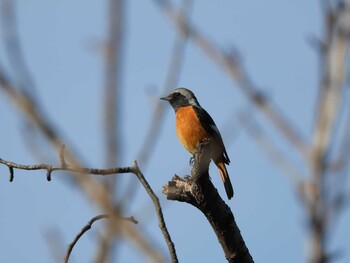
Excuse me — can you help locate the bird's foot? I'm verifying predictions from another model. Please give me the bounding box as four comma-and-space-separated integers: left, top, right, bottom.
189, 156, 195, 166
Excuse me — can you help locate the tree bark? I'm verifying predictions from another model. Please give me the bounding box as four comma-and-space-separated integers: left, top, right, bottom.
163, 141, 254, 263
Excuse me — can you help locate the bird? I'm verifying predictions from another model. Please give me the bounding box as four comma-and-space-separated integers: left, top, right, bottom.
161, 87, 234, 199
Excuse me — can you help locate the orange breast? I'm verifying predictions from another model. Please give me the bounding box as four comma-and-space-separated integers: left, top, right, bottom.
175, 106, 209, 154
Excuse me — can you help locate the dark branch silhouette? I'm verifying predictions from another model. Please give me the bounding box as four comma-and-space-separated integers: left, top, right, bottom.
163, 141, 254, 263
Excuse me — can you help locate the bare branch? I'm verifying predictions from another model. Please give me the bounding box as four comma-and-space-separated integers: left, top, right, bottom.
44, 228, 65, 263
163, 141, 254, 263
103, 0, 125, 168
0, 155, 177, 262
238, 112, 305, 192
59, 144, 67, 167
64, 214, 138, 263
0, 70, 171, 261
98, 3, 126, 258
0, 157, 133, 178
307, 3, 350, 263
132, 160, 178, 263
0, 66, 64, 154
327, 112, 350, 172
312, 4, 350, 171
0, 0, 36, 92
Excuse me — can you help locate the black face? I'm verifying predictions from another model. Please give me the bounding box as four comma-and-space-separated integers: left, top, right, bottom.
162, 92, 190, 111
161, 88, 200, 111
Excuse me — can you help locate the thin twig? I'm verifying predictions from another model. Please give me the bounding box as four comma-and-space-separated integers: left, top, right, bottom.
238, 112, 304, 191
0, 0, 36, 93
64, 214, 138, 263
0, 156, 177, 262
0, 2, 168, 260
59, 144, 67, 167
131, 160, 178, 263
0, 68, 168, 262
44, 228, 65, 263
0, 157, 134, 178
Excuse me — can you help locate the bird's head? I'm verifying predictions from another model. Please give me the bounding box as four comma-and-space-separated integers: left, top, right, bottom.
160, 87, 200, 111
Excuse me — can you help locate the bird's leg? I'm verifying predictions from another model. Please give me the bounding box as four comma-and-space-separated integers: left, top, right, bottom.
189, 155, 195, 166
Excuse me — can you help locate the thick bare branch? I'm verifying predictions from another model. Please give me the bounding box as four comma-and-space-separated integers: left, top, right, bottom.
308, 3, 350, 263
163, 141, 254, 263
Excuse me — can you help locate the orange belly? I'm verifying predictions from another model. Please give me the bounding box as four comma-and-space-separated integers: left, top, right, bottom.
175, 106, 209, 154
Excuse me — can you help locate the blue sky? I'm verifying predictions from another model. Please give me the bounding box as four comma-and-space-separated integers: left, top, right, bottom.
0, 0, 349, 262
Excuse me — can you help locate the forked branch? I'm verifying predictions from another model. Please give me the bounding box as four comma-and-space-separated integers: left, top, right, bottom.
0, 151, 178, 263
163, 141, 254, 263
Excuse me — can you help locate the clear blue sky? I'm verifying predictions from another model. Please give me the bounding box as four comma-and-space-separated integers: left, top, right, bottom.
0, 0, 349, 262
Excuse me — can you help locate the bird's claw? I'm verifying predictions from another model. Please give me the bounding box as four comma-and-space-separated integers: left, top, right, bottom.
189, 156, 195, 166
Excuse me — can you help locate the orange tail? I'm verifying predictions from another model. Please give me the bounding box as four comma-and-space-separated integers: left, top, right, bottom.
217, 162, 234, 199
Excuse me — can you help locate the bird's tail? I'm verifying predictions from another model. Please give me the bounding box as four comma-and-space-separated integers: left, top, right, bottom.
217, 162, 234, 199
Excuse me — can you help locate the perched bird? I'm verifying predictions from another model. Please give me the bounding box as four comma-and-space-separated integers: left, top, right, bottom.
161, 88, 234, 199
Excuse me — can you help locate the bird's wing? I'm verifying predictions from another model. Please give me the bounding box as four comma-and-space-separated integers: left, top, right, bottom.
193, 106, 230, 164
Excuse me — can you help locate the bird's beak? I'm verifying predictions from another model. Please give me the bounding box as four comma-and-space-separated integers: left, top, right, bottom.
160, 95, 171, 101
